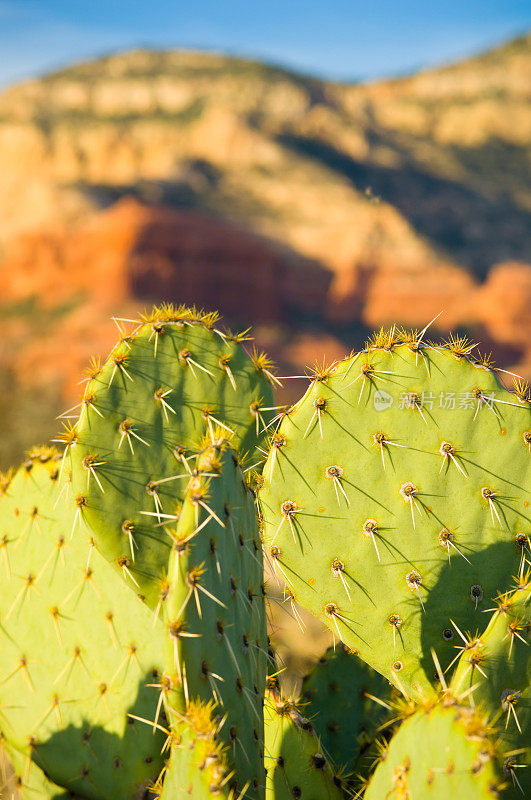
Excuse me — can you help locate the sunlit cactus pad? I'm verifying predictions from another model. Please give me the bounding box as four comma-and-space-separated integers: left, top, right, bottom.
68, 305, 276, 606
451, 574, 530, 798
364, 696, 503, 799
0, 451, 166, 799
299, 643, 392, 780
162, 438, 267, 798
260, 331, 531, 694
263, 686, 344, 800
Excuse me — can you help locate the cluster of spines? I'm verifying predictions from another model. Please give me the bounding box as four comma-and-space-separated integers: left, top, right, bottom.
155, 699, 262, 800
294, 324, 531, 400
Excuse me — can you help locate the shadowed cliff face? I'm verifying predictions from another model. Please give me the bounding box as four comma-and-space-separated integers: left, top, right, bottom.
276, 131, 531, 277
0, 36, 529, 467
125, 205, 331, 321
0, 200, 331, 324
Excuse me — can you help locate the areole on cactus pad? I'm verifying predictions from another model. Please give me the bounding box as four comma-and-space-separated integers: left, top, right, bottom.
260, 329, 531, 695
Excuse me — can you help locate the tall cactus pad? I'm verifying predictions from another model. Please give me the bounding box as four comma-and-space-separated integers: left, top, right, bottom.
299, 644, 392, 780
451, 576, 530, 798
260, 335, 531, 694
364, 697, 503, 799
162, 439, 267, 799
264, 686, 344, 800
0, 452, 166, 799
159, 701, 243, 800
69, 305, 275, 606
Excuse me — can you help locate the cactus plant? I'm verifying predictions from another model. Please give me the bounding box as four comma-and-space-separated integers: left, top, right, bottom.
363, 694, 504, 799
0, 450, 167, 798
260, 332, 531, 694
451, 573, 530, 798
1, 310, 531, 800
68, 305, 276, 607
298, 643, 392, 781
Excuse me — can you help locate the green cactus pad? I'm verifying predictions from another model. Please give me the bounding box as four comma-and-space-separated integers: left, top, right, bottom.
451, 575, 530, 798
363, 697, 503, 799
260, 333, 531, 694
159, 700, 246, 800
299, 643, 392, 781
68, 305, 275, 606
162, 437, 267, 799
0, 451, 166, 799
263, 686, 345, 800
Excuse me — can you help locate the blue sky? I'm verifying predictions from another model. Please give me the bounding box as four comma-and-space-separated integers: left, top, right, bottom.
0, 0, 529, 87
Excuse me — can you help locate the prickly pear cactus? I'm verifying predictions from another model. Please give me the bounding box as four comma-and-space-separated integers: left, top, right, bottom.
68, 305, 276, 606
299, 643, 392, 780
451, 574, 530, 798
264, 684, 345, 800
161, 437, 267, 799
0, 450, 166, 799
159, 701, 242, 800
363, 696, 503, 799
260, 331, 531, 694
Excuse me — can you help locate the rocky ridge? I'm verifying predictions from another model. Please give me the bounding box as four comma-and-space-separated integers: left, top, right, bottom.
0, 35, 529, 466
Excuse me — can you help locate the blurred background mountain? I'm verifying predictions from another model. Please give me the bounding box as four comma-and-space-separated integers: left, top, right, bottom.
0, 33, 530, 467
